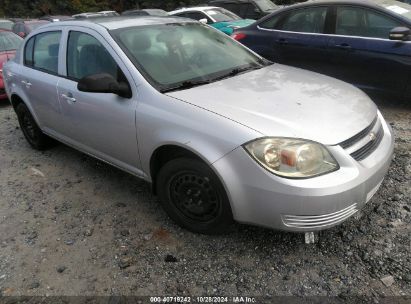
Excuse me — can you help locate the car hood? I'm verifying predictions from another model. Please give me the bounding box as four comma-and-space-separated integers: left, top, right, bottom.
167, 64, 377, 146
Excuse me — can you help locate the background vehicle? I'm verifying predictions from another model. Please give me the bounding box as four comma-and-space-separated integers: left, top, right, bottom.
122, 9, 169, 17
39, 15, 74, 22
232, 0, 411, 98
169, 6, 255, 34
0, 30, 22, 99
3, 17, 393, 234
98, 11, 120, 16
0, 19, 14, 30
208, 0, 279, 19
72, 13, 105, 19
12, 20, 49, 37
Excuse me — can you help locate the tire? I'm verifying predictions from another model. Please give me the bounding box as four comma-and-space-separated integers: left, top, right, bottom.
15, 103, 53, 150
157, 158, 233, 234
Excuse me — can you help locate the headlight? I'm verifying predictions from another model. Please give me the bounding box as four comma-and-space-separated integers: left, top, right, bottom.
244, 138, 339, 178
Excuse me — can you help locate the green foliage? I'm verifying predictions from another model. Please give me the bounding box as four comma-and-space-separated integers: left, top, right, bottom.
1, 0, 302, 18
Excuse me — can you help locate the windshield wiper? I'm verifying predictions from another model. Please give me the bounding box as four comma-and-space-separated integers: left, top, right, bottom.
211, 65, 263, 82
161, 79, 212, 93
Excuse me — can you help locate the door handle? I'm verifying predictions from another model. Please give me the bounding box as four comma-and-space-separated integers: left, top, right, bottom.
276, 38, 288, 45
21, 80, 32, 87
334, 43, 352, 50
61, 93, 76, 103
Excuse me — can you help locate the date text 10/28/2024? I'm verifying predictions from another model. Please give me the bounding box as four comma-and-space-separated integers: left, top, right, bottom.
150, 296, 257, 303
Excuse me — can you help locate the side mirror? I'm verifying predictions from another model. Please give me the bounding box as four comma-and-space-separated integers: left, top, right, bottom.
199, 18, 208, 24
389, 26, 410, 41
77, 73, 131, 98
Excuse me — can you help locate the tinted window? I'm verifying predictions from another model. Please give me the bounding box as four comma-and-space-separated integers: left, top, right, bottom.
259, 14, 282, 29
0, 31, 22, 51
336, 7, 402, 38
67, 31, 119, 80
281, 7, 327, 33
184, 12, 210, 22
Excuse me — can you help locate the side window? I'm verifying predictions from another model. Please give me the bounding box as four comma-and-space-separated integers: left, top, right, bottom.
67, 31, 120, 81
24, 31, 61, 74
259, 14, 282, 29
224, 4, 240, 16
336, 7, 365, 36
280, 7, 327, 33
336, 7, 402, 38
364, 10, 402, 39
185, 12, 211, 23
24, 37, 35, 66
32, 31, 61, 74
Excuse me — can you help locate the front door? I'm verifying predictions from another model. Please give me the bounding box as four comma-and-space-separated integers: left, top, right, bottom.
327, 5, 411, 95
57, 29, 141, 173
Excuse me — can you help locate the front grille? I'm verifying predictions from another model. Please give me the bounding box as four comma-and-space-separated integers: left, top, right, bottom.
340, 117, 377, 149
350, 126, 384, 161
281, 203, 358, 229
338, 116, 384, 161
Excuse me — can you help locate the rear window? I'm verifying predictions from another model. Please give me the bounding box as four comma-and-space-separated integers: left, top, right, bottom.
0, 31, 22, 51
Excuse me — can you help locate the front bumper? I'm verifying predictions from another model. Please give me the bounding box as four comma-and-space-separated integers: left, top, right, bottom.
212, 113, 394, 232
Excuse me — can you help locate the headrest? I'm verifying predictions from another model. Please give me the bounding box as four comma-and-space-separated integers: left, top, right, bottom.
48, 44, 59, 57
131, 33, 151, 52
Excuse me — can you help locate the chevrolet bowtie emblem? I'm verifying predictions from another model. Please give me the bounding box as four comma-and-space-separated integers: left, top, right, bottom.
369, 132, 377, 141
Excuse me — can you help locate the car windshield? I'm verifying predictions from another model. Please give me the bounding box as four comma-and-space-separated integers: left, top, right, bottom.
112, 23, 268, 92
205, 8, 241, 22
0, 21, 14, 30
382, 1, 411, 20
0, 31, 22, 51
255, 0, 277, 11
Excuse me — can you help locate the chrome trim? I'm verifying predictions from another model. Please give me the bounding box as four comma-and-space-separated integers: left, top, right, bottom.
282, 203, 358, 229
256, 25, 411, 43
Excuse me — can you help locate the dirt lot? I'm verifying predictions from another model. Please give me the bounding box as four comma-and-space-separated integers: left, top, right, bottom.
0, 97, 409, 299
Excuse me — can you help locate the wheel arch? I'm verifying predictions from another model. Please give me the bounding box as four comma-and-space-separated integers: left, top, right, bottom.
149, 144, 209, 194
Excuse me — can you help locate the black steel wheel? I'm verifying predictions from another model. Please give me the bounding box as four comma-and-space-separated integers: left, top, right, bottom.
157, 158, 233, 234
15, 103, 53, 150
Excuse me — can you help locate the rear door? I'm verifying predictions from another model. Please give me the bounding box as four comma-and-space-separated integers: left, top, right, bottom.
56, 27, 141, 172
327, 5, 411, 94
257, 6, 333, 74
21, 30, 64, 132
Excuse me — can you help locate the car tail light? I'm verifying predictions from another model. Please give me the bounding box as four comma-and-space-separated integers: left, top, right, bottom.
231, 32, 246, 41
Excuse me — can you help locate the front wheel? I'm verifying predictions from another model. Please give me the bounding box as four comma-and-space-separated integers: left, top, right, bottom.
15, 103, 53, 150
157, 158, 233, 234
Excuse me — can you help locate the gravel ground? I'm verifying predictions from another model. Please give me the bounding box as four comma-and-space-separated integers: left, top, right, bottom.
0, 98, 409, 299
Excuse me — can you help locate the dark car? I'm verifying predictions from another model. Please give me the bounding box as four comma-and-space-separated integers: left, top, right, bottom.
12, 20, 50, 38
232, 0, 411, 98
121, 9, 169, 16
208, 0, 279, 20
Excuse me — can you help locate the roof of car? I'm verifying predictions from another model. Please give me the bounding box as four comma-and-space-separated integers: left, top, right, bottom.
170, 6, 220, 14
296, 0, 410, 7
41, 16, 195, 31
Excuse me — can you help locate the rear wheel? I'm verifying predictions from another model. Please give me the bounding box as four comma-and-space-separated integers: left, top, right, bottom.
157, 158, 233, 234
16, 103, 53, 150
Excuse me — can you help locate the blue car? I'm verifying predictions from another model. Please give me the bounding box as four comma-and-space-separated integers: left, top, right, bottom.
232, 0, 411, 98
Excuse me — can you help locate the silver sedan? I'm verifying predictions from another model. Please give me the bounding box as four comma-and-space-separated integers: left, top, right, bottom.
3, 16, 394, 234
